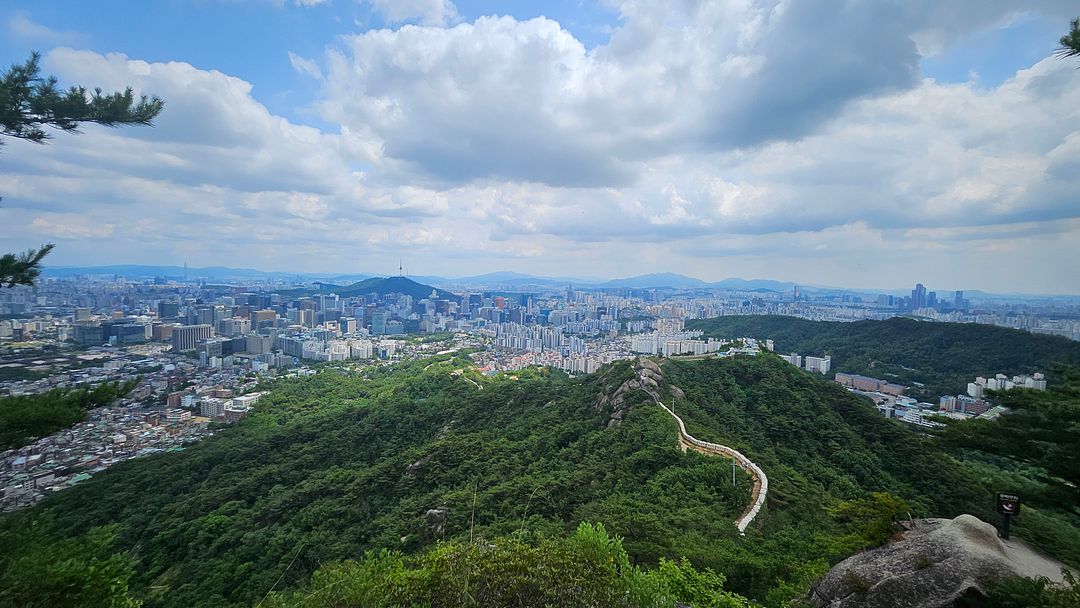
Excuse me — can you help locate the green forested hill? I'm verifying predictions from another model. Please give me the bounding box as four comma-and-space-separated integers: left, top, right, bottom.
686, 316, 1080, 397
1, 355, 1077, 607
278, 276, 458, 301
1, 357, 747, 607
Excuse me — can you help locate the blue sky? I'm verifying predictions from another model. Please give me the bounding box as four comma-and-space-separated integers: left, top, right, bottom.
2, 1, 1079, 292
3, 1, 624, 126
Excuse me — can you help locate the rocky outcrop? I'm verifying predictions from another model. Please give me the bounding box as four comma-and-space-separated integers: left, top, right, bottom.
636, 357, 663, 402
425, 507, 449, 539
808, 514, 1073, 608
591, 376, 637, 427
405, 456, 431, 477
593, 358, 665, 427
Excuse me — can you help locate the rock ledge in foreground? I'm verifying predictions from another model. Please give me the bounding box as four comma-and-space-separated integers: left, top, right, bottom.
808, 514, 1071, 608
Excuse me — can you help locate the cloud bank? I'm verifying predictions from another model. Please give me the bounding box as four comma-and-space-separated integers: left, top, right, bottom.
2, 1, 1079, 292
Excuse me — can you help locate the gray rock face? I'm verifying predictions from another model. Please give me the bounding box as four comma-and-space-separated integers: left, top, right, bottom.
592, 358, 666, 427
405, 456, 430, 477
425, 507, 449, 539
638, 357, 662, 374
809, 515, 1072, 608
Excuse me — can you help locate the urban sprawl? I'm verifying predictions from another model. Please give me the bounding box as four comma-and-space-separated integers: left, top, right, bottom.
1, 275, 1073, 511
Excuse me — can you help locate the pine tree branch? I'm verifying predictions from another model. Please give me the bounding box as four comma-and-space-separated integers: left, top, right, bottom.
0, 244, 55, 288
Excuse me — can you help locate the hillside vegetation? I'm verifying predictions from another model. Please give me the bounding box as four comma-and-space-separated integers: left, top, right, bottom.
1, 355, 1077, 607
279, 276, 458, 301
0, 379, 138, 450
686, 316, 1080, 398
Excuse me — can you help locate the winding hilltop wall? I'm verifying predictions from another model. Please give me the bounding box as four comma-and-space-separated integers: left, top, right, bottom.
656, 400, 769, 534
633, 358, 768, 534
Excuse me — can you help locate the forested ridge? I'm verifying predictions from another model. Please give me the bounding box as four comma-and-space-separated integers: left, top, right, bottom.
686, 315, 1080, 398
1, 354, 1077, 607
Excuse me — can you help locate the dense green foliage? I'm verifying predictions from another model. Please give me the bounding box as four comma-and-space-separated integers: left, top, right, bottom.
266, 523, 750, 608
986, 570, 1080, 608
1056, 17, 1080, 59
0, 353, 109, 382
2, 355, 1076, 607
937, 367, 1080, 565
941, 365, 1080, 516
656, 356, 998, 601
0, 366, 50, 382
0, 523, 140, 608
281, 276, 458, 301
0, 244, 54, 288
0, 357, 751, 607
0, 379, 138, 450
686, 316, 1080, 397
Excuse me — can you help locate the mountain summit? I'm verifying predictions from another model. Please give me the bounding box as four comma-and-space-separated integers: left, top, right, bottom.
327, 276, 460, 301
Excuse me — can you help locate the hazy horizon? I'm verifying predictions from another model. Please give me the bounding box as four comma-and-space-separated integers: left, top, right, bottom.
38, 262, 1080, 297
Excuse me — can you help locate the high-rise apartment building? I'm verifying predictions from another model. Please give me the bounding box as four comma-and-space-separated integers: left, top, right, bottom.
911, 283, 927, 310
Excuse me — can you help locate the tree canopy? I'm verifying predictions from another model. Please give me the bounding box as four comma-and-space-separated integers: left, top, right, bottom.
0, 378, 139, 450
1056, 17, 1080, 59
0, 243, 55, 287
0, 52, 163, 145
940, 365, 1080, 517
686, 315, 1080, 399
6, 354, 1077, 607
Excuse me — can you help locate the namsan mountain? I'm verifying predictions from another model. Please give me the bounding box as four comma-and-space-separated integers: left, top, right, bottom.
293, 276, 460, 302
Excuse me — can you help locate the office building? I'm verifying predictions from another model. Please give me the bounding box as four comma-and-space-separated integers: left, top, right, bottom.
250, 309, 277, 329
370, 311, 388, 335
172, 324, 213, 352
157, 301, 180, 319
216, 318, 251, 337
911, 283, 927, 310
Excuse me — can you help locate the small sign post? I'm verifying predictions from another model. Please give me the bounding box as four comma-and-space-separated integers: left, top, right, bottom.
996, 492, 1021, 539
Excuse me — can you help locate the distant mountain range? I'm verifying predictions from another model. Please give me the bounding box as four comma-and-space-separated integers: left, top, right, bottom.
596, 273, 799, 291
418, 271, 605, 288
41, 265, 792, 291
38, 264, 1080, 299
42, 264, 374, 283
597, 272, 709, 289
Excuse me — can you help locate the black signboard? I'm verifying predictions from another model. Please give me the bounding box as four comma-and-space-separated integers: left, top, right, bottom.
997, 493, 1021, 517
